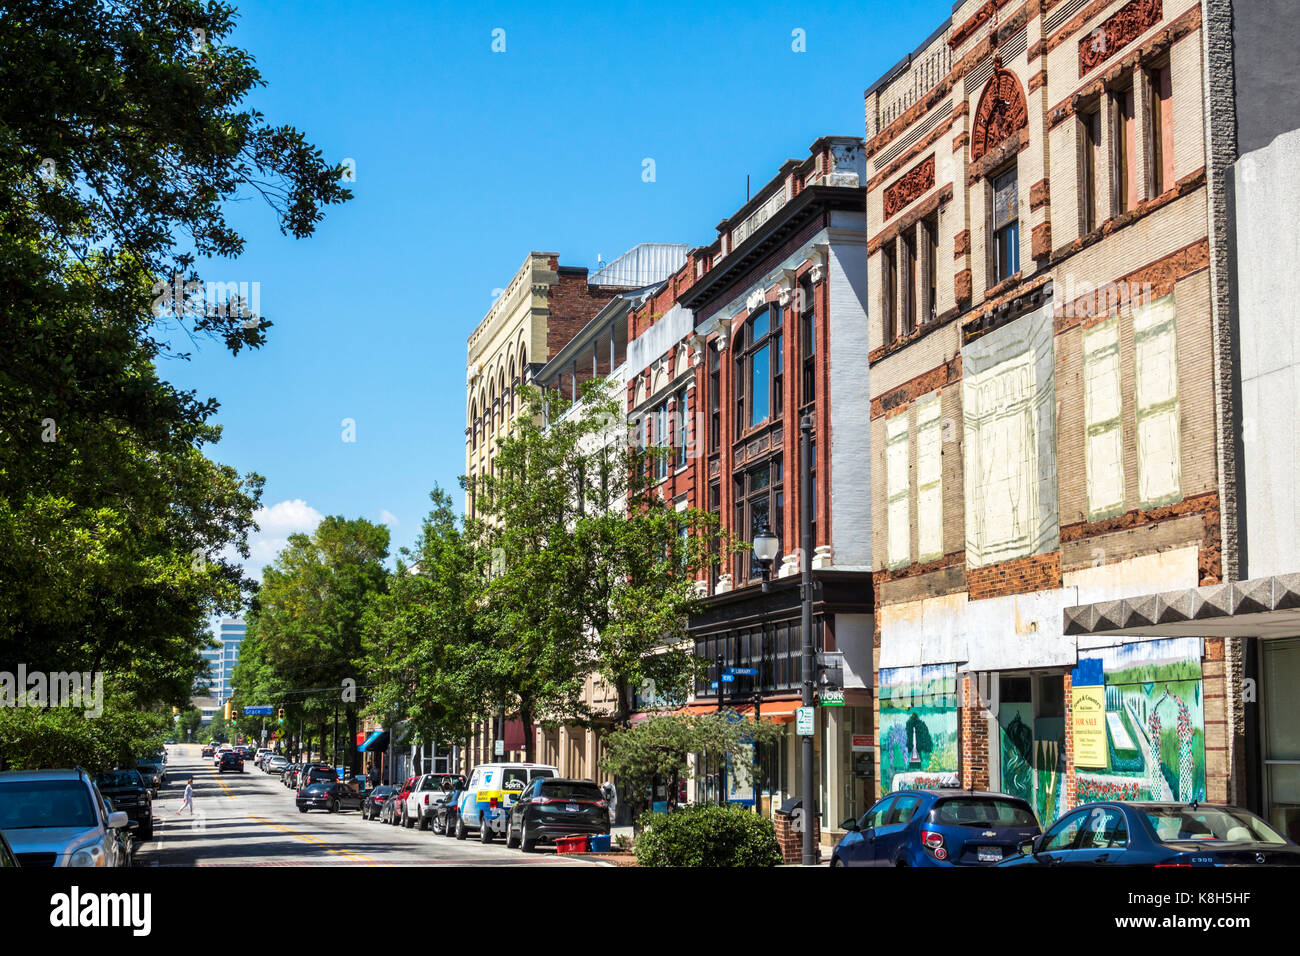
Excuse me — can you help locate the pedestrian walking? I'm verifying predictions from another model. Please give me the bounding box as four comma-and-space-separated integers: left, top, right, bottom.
177, 777, 194, 815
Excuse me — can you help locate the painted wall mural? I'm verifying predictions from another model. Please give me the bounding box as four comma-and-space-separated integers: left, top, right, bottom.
998, 705, 1066, 823
879, 663, 959, 793
1072, 637, 1205, 805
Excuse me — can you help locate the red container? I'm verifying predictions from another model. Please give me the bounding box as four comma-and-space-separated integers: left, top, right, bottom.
554, 835, 589, 855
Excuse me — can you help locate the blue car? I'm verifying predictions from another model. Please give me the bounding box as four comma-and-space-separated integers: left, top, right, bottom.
831, 789, 1040, 867
998, 801, 1300, 867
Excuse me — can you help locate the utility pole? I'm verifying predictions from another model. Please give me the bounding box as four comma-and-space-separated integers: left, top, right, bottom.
800, 411, 816, 866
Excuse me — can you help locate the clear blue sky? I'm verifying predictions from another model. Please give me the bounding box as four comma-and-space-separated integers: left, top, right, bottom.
163, 0, 945, 581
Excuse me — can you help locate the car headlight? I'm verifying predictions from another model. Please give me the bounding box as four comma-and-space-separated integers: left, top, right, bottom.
67, 840, 108, 867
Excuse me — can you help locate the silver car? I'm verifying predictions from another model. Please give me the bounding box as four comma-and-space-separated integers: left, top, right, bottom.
0, 768, 132, 867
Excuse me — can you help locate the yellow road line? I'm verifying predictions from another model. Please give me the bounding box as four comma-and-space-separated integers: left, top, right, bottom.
246, 814, 375, 863
207, 767, 236, 800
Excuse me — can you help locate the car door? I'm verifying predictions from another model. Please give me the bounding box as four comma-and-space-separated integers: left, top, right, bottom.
511, 779, 539, 836
839, 797, 894, 866
873, 794, 924, 865
1072, 805, 1129, 865
1033, 808, 1090, 865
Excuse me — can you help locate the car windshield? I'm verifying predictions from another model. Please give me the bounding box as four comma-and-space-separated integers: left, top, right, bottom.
1144, 806, 1287, 844
539, 782, 604, 800
94, 772, 142, 789
932, 797, 1037, 827
0, 780, 97, 830
372, 786, 396, 796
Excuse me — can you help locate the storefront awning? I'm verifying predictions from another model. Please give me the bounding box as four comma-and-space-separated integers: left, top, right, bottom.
1064, 573, 1300, 641
673, 700, 803, 722
358, 730, 388, 753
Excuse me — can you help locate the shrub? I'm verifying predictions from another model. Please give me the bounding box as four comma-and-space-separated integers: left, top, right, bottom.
635, 804, 782, 867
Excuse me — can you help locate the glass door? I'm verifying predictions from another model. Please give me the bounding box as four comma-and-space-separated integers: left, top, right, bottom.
1263, 638, 1300, 841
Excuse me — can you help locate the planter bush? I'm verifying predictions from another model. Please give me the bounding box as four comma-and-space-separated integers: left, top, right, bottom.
635, 804, 782, 867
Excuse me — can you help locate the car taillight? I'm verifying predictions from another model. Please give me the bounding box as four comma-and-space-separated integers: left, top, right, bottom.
532, 797, 555, 805
424, 795, 430, 804
921, 829, 946, 859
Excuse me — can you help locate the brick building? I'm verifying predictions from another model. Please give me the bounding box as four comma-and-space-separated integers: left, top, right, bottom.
623, 137, 877, 841
865, 0, 1233, 825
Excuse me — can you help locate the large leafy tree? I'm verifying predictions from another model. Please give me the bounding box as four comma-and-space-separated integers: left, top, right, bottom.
0, 0, 349, 762
362, 488, 489, 756
246, 517, 389, 773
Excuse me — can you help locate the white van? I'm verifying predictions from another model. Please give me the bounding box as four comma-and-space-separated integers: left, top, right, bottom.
455, 762, 557, 843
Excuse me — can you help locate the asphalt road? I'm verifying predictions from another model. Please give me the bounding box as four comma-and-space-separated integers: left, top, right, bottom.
135, 745, 601, 867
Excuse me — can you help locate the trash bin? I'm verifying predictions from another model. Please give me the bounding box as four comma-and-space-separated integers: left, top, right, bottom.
588, 833, 611, 853
554, 835, 588, 855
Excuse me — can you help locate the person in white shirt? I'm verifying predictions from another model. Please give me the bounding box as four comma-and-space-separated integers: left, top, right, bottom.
177, 777, 194, 815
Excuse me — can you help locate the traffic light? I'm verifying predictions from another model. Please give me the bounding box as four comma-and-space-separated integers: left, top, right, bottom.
223, 700, 232, 721
172, 706, 180, 716
278, 706, 285, 725
233, 706, 241, 721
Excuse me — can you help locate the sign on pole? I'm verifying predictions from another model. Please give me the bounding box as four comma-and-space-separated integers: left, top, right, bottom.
796, 706, 815, 736
243, 705, 273, 716
726, 667, 758, 677
819, 689, 845, 706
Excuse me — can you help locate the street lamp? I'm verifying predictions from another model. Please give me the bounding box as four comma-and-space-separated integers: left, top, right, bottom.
752, 521, 780, 593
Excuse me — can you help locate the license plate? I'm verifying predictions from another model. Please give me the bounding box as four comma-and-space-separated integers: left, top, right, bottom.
977, 846, 1002, 862
566, 804, 580, 812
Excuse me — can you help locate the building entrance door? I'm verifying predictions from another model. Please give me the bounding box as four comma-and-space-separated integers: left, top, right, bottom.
996, 674, 1066, 825
1262, 637, 1300, 841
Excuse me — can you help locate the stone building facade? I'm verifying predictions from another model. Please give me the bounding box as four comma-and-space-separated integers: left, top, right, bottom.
866, 0, 1233, 822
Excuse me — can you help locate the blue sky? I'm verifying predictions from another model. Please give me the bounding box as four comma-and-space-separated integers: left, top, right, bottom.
164, 0, 944, 583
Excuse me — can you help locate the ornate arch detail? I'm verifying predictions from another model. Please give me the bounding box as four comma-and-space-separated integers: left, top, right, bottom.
970, 67, 1028, 163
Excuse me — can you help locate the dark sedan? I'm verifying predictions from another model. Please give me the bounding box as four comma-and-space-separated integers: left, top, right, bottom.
506, 778, 609, 852
362, 785, 397, 821
1000, 801, 1300, 866
136, 758, 165, 795
218, 750, 244, 774
832, 789, 1040, 866
296, 782, 363, 814
93, 770, 154, 841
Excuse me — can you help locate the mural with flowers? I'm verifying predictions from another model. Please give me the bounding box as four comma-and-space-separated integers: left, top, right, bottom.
879, 664, 958, 793
1073, 638, 1205, 805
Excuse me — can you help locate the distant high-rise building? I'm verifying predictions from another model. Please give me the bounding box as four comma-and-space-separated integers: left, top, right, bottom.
215, 618, 246, 702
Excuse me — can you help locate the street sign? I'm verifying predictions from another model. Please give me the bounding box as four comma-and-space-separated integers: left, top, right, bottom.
710, 681, 719, 690
494, 739, 505, 756
796, 706, 815, 736
243, 705, 273, 716
820, 689, 845, 706
720, 673, 735, 683
725, 667, 758, 677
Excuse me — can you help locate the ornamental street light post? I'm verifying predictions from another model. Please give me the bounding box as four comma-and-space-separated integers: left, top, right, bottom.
751, 523, 779, 815
800, 411, 816, 866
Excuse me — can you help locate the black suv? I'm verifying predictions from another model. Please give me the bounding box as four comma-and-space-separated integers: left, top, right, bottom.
92, 770, 154, 840
218, 750, 245, 773
136, 758, 165, 796
506, 778, 610, 852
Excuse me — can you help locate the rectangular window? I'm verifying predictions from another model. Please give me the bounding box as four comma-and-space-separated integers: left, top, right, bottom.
655, 401, 669, 481
1082, 318, 1124, 520
886, 414, 911, 568
901, 230, 917, 335
800, 281, 815, 406
733, 457, 783, 582
708, 343, 721, 452
882, 245, 897, 342
675, 387, 689, 469
916, 396, 943, 561
1114, 85, 1136, 214
772, 307, 784, 418
991, 166, 1019, 284
1133, 294, 1181, 507
923, 216, 938, 324
1082, 106, 1102, 234
1147, 63, 1173, 196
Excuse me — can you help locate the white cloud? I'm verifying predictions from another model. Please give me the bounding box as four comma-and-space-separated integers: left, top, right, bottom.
379, 509, 399, 526
235, 498, 325, 576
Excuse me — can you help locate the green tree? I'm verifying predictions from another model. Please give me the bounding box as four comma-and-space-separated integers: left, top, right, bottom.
362, 488, 488, 756
247, 517, 390, 774
0, 0, 349, 759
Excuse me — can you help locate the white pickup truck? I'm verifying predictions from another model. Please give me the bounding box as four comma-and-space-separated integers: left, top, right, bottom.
402, 773, 463, 831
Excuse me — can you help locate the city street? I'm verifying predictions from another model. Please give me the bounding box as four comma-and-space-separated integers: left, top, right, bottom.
137, 747, 601, 867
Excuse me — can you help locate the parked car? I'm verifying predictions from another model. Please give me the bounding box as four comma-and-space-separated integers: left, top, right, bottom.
136, 757, 165, 796
831, 789, 1040, 867
299, 765, 338, 789
363, 785, 398, 821
236, 745, 256, 762
402, 773, 465, 831
455, 763, 558, 842
1000, 801, 1300, 867
254, 748, 273, 768
506, 777, 609, 852
0, 829, 17, 867
265, 755, 290, 775
388, 776, 419, 826
218, 750, 245, 774
433, 777, 469, 838
92, 770, 154, 841
0, 769, 132, 867
281, 764, 300, 788
296, 782, 364, 814
424, 775, 467, 834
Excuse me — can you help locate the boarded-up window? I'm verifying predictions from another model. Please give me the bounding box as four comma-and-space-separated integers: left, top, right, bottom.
916, 395, 944, 562
1134, 294, 1181, 507
1083, 318, 1124, 520
886, 414, 911, 568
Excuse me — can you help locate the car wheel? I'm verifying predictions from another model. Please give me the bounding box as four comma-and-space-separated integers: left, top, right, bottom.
830, 855, 844, 867
402, 809, 414, 829
299, 806, 308, 813
506, 820, 519, 849
479, 817, 493, 844
431, 815, 445, 836
418, 812, 429, 831
520, 820, 537, 853
330, 799, 339, 813
455, 815, 467, 840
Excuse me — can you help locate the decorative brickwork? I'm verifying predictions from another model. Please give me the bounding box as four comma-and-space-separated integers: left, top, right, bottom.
1029, 178, 1051, 210
955, 268, 973, 303
1078, 0, 1162, 77
1031, 221, 1052, 259
883, 155, 936, 220
966, 552, 1063, 602
954, 229, 970, 258
970, 68, 1029, 163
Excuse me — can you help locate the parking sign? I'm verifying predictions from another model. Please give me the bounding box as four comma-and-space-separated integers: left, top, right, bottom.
796, 706, 814, 736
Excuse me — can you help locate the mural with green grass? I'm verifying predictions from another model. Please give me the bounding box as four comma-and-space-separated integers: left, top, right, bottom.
879, 664, 958, 793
